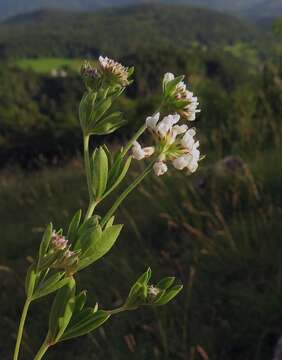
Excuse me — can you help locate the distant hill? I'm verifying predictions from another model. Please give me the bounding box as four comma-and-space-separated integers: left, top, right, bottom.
0, 0, 281, 23
0, 5, 267, 59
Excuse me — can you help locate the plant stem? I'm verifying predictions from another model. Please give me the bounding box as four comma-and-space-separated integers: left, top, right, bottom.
13, 298, 32, 360
100, 161, 154, 227
83, 134, 98, 221
121, 124, 146, 157
33, 340, 50, 360
83, 134, 93, 201
84, 200, 98, 221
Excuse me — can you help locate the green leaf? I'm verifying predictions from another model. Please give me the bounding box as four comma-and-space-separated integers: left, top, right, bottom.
67, 210, 82, 244
32, 272, 69, 300
48, 277, 76, 343
60, 310, 110, 342
25, 263, 38, 298
104, 156, 132, 198
79, 91, 97, 131
156, 277, 175, 290
154, 285, 183, 306
92, 147, 108, 199
136, 268, 152, 286
37, 251, 64, 271
74, 291, 87, 313
75, 222, 102, 256
38, 223, 53, 266
93, 112, 127, 135
91, 97, 112, 126
74, 216, 101, 253
128, 66, 135, 77
165, 75, 185, 97
77, 224, 123, 270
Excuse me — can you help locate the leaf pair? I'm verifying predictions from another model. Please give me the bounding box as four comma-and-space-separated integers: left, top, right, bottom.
47, 282, 110, 345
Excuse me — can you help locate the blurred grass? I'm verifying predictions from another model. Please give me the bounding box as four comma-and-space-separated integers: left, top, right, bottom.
1, 148, 282, 359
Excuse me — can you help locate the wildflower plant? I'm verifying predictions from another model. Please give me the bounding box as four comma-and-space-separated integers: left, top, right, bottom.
13, 57, 202, 360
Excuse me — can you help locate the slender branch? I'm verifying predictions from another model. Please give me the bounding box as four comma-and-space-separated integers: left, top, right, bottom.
121, 124, 146, 158
84, 200, 98, 221
13, 298, 32, 360
100, 161, 154, 227
83, 134, 99, 222
83, 134, 93, 201
33, 339, 50, 360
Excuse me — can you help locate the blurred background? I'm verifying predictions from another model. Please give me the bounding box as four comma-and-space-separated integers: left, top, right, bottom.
1, 1, 282, 359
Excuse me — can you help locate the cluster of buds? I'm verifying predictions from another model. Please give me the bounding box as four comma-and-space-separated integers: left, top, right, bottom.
50, 231, 79, 273
132, 112, 201, 176
163, 72, 201, 121
51, 231, 68, 250
81, 56, 133, 89
98, 56, 131, 87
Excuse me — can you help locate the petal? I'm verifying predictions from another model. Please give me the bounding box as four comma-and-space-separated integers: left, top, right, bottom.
143, 146, 155, 157
163, 72, 175, 84
146, 112, 160, 130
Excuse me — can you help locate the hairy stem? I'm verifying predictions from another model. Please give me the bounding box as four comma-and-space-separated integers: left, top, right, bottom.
13, 298, 32, 360
101, 161, 154, 227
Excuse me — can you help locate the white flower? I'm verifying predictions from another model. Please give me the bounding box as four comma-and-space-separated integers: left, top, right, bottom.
172, 131, 200, 173
153, 161, 168, 176
146, 113, 181, 139
146, 112, 160, 131
181, 128, 196, 151
132, 141, 154, 160
172, 153, 193, 170
148, 285, 160, 297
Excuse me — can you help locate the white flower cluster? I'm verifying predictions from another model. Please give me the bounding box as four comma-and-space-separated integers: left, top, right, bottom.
98, 56, 130, 87
163, 72, 201, 121
132, 112, 201, 176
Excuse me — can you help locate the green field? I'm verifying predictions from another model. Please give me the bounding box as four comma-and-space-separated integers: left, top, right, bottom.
16, 58, 86, 73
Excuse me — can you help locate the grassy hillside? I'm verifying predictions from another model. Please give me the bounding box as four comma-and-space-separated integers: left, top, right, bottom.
0, 5, 267, 59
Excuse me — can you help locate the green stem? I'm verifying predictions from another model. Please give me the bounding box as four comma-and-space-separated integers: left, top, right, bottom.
84, 200, 98, 221
121, 124, 146, 157
101, 161, 154, 227
121, 103, 163, 158
33, 340, 50, 360
13, 298, 32, 360
83, 134, 93, 201
83, 134, 99, 222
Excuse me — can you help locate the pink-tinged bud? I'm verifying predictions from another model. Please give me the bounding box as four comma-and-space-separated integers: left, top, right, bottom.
51, 231, 68, 250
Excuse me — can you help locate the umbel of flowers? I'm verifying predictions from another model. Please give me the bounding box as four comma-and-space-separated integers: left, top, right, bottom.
132, 72, 201, 176
13, 56, 203, 360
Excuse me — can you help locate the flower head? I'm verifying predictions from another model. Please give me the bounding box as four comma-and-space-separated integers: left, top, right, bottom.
163, 72, 201, 121
99, 56, 131, 87
133, 111, 201, 176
